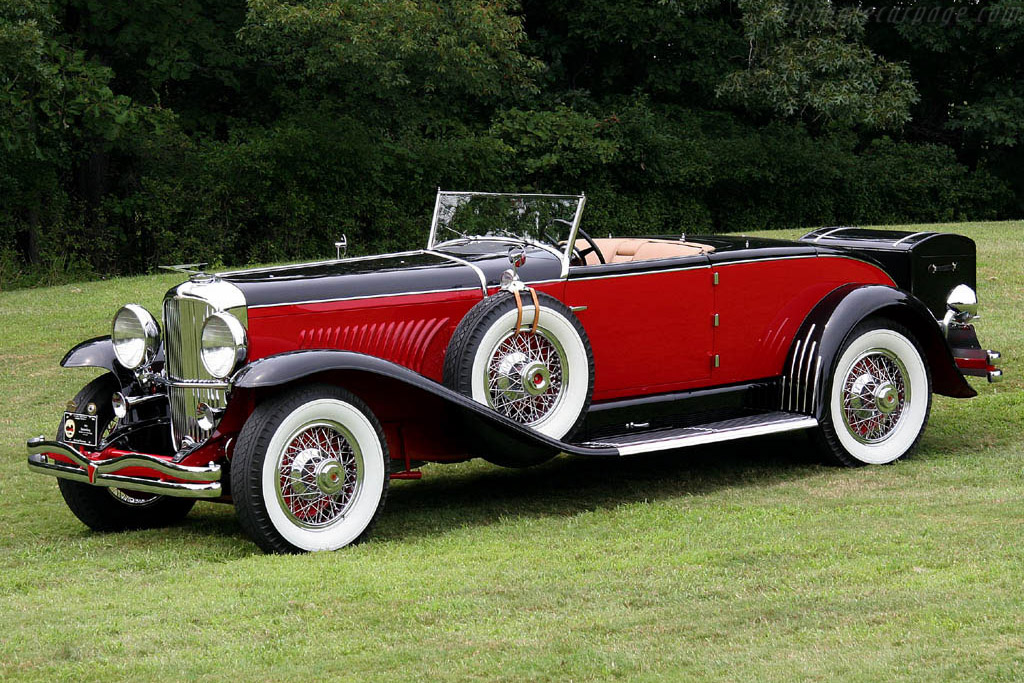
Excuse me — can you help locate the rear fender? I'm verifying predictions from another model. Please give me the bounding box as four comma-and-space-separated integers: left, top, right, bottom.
230, 351, 615, 459
782, 284, 975, 419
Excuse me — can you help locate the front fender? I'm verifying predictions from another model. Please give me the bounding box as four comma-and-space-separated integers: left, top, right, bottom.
782, 284, 976, 419
60, 336, 137, 385
230, 350, 616, 458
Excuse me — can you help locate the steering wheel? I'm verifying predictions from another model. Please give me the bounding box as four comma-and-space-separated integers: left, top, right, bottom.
572, 227, 606, 265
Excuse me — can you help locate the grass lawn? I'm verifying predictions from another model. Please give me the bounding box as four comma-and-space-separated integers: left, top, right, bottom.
0, 222, 1021, 681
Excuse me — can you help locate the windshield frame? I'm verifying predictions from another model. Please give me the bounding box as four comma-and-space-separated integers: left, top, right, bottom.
426, 190, 586, 277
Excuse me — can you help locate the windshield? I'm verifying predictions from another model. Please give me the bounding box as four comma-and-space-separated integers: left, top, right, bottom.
428, 191, 585, 258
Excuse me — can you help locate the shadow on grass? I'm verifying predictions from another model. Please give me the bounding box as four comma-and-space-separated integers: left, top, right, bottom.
374, 430, 828, 543
43, 431, 831, 555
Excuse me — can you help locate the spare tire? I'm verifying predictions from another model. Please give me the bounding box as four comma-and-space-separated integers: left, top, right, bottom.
443, 290, 594, 466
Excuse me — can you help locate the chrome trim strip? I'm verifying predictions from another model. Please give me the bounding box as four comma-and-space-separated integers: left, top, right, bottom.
168, 379, 230, 389
810, 355, 822, 414
715, 254, 818, 266
216, 250, 427, 277
424, 249, 487, 295
427, 191, 443, 250
568, 263, 711, 281
793, 334, 809, 413
802, 340, 818, 414
247, 285, 484, 310
788, 339, 802, 412
562, 194, 587, 278
28, 454, 221, 498
893, 231, 934, 246
616, 417, 819, 455
26, 437, 221, 482
813, 227, 852, 242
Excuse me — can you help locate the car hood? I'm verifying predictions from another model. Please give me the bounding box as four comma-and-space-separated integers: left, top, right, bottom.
218, 252, 484, 309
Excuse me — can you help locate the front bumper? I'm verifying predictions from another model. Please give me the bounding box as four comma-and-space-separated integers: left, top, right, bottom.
26, 437, 222, 498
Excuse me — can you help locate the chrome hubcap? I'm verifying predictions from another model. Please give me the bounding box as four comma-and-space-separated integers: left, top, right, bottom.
841, 349, 909, 444
276, 422, 361, 528
487, 329, 566, 424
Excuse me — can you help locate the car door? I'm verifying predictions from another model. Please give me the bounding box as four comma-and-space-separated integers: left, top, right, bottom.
563, 253, 714, 402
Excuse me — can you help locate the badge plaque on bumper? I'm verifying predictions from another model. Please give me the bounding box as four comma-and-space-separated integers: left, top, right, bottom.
61, 412, 100, 448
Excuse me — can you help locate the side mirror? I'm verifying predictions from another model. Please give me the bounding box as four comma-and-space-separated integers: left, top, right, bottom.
335, 235, 348, 259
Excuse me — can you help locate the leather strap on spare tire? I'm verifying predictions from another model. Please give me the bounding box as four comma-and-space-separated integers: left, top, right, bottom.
442, 290, 595, 468
511, 287, 541, 335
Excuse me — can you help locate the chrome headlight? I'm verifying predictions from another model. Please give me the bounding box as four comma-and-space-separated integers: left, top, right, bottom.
111, 304, 160, 369
201, 312, 247, 379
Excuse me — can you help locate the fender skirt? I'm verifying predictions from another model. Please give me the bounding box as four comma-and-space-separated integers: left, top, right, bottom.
782, 284, 976, 420
231, 350, 617, 458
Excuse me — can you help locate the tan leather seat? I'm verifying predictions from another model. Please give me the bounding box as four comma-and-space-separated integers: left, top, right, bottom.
577, 238, 713, 265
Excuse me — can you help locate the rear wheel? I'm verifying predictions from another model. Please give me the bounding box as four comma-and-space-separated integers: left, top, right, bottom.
814, 319, 931, 466
57, 374, 195, 531
231, 384, 389, 553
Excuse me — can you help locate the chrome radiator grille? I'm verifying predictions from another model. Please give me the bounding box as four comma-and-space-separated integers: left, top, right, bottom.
163, 295, 227, 449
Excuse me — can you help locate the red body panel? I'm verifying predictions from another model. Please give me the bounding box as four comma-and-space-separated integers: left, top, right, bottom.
564, 267, 714, 401
710, 256, 895, 385
246, 256, 894, 402
247, 283, 567, 382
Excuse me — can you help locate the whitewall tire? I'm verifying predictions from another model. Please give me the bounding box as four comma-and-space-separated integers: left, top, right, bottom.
444, 291, 594, 466
816, 319, 931, 466
232, 385, 388, 553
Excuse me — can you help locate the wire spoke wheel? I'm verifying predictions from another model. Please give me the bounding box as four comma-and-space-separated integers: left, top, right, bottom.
817, 320, 931, 467
485, 329, 567, 425
275, 421, 362, 529
233, 386, 388, 553
840, 349, 909, 444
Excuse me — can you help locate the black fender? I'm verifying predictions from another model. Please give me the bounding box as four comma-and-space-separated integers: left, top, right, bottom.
782, 284, 976, 419
61, 335, 117, 370
60, 336, 136, 385
230, 350, 616, 458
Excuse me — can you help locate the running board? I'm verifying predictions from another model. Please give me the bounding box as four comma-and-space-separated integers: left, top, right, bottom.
574, 412, 818, 456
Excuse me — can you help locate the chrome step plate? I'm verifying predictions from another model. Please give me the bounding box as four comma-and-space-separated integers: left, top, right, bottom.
577, 412, 818, 456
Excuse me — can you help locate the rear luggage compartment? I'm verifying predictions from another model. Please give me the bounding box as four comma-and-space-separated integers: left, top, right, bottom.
800, 228, 976, 318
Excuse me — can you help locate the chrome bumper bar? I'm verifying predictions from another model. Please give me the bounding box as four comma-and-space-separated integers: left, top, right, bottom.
26, 437, 222, 499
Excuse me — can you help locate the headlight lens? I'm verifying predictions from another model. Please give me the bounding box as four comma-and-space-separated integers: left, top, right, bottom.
201, 312, 247, 379
111, 304, 160, 369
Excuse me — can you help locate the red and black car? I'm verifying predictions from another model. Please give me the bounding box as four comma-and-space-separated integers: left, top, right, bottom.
27, 191, 1002, 553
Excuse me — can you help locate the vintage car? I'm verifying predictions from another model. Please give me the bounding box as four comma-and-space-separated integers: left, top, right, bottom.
27, 191, 1002, 553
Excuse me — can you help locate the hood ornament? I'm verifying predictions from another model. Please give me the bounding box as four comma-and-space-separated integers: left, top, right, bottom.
159, 263, 213, 282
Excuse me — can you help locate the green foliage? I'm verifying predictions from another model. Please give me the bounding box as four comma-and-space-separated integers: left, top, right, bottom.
716, 0, 918, 128
0, 0, 1019, 289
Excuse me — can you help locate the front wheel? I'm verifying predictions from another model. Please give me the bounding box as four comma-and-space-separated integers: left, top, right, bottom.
231, 385, 389, 553
57, 373, 195, 532
815, 319, 932, 466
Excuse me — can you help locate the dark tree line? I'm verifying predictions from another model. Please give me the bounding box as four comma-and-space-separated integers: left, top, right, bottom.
1, 1, 1020, 287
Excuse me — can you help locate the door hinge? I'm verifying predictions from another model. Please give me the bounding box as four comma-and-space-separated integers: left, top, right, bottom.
713, 272, 720, 285
713, 354, 720, 368
713, 313, 719, 327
